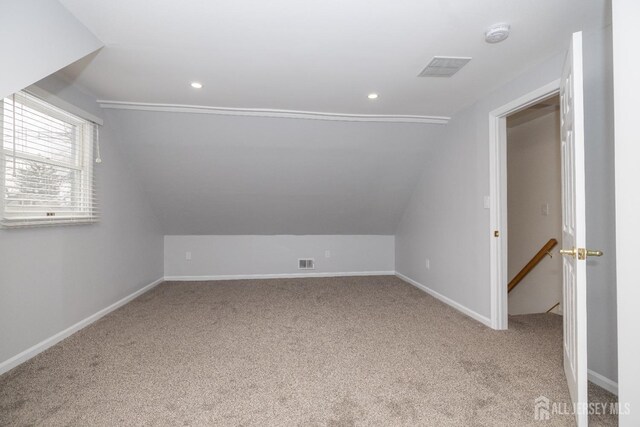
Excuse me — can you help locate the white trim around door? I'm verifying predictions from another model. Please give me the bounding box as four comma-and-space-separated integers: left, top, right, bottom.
488, 79, 561, 330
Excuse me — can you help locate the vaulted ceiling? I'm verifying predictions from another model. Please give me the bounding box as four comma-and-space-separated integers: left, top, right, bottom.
58, 0, 608, 117
103, 109, 441, 234
49, 0, 608, 235
0, 0, 102, 100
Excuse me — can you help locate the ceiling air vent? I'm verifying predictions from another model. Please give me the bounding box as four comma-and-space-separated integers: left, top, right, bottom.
418, 56, 472, 78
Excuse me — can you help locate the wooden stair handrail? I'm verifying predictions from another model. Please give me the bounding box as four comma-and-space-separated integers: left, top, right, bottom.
508, 238, 558, 293
546, 302, 560, 313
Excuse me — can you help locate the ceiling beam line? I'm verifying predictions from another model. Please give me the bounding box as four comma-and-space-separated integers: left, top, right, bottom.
97, 100, 450, 125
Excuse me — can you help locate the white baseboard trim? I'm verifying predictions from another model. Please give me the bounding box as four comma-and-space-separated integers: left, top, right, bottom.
0, 277, 164, 376
588, 369, 618, 395
395, 272, 493, 328
164, 271, 396, 281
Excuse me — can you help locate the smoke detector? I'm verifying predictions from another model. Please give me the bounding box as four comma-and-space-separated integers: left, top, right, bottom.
485, 23, 510, 44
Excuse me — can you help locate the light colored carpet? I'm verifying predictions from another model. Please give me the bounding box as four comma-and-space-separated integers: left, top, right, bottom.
0, 276, 617, 426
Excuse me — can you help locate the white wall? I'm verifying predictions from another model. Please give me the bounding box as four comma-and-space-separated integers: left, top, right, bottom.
395, 26, 617, 386
0, 0, 102, 99
507, 110, 563, 315
583, 26, 618, 388
0, 74, 164, 370
613, 0, 640, 423
164, 235, 394, 279
395, 51, 565, 322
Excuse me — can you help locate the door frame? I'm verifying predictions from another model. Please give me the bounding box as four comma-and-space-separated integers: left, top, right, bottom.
489, 79, 560, 330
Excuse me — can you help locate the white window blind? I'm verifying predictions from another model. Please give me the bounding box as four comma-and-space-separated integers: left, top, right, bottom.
0, 91, 99, 228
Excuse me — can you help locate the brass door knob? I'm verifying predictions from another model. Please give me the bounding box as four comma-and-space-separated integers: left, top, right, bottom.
560, 248, 604, 259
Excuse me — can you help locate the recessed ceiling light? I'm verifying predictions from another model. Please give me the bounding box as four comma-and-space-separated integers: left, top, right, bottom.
190, 82, 203, 89
368, 93, 379, 99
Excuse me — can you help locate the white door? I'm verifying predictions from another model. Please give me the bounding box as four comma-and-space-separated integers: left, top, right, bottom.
560, 31, 588, 427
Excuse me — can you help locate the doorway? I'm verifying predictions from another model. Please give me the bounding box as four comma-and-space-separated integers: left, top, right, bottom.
488, 80, 560, 330
489, 32, 617, 426
506, 95, 562, 316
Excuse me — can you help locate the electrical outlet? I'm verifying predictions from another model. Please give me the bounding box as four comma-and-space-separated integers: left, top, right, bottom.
426, 258, 430, 269
185, 251, 192, 261
325, 250, 331, 258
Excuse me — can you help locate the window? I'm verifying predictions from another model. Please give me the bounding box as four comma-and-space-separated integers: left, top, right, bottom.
0, 91, 99, 228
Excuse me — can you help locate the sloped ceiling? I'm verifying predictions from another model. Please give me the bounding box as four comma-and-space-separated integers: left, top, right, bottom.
50, 0, 608, 235
106, 109, 441, 234
58, 0, 607, 117
0, 0, 102, 100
